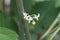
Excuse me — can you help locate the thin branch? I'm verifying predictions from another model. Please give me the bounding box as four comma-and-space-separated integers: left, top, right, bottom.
49, 25, 60, 40
13, 17, 23, 40
39, 13, 60, 40
16, 0, 31, 40
50, 24, 58, 33
13, 17, 21, 31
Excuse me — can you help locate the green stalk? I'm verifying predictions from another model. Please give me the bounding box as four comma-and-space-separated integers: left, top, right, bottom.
39, 13, 60, 40
47, 25, 60, 40
16, 0, 31, 40
49, 25, 60, 40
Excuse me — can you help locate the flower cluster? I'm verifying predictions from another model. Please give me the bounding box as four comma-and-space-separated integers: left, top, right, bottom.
23, 12, 40, 25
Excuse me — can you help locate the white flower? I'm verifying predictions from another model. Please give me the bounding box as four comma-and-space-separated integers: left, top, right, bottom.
23, 12, 28, 19
32, 20, 36, 25
37, 13, 40, 17
23, 12, 28, 16
23, 12, 40, 24
26, 15, 33, 21
33, 13, 40, 20
26, 15, 33, 23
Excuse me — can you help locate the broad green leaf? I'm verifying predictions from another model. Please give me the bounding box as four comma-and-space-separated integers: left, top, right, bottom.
31, 32, 37, 40
34, 0, 50, 2
34, 0, 45, 2
0, 27, 18, 40
0, 34, 12, 40
23, 0, 33, 11
23, 0, 50, 12
55, 0, 60, 7
0, 0, 2, 3
0, 12, 18, 33
28, 1, 58, 34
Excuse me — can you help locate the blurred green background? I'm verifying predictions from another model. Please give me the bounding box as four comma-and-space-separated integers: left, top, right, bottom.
0, 0, 60, 40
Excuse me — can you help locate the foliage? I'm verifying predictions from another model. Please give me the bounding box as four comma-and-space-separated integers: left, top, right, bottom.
0, 0, 60, 40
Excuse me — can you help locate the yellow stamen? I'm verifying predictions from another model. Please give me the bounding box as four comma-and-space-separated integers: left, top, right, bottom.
24, 16, 26, 19
32, 20, 36, 25
28, 20, 30, 23
36, 18, 38, 21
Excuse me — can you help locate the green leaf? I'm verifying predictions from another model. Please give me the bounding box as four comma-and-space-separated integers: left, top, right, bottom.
0, 34, 12, 40
0, 12, 18, 32
23, 0, 34, 11
28, 1, 58, 34
34, 0, 45, 2
0, 0, 2, 3
55, 0, 60, 7
23, 0, 50, 12
34, 0, 50, 2
31, 32, 37, 40
0, 27, 18, 40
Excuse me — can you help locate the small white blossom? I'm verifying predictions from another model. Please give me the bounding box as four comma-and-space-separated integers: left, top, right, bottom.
33, 13, 40, 20
23, 12, 28, 16
33, 13, 40, 19
25, 15, 33, 23
25, 15, 33, 21
37, 13, 40, 17
23, 12, 28, 19
32, 20, 36, 25
23, 12, 40, 24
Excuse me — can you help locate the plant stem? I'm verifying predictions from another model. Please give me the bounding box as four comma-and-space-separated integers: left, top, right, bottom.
50, 24, 58, 33
49, 25, 60, 40
46, 25, 60, 40
13, 17, 24, 40
39, 13, 60, 40
16, 0, 31, 40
